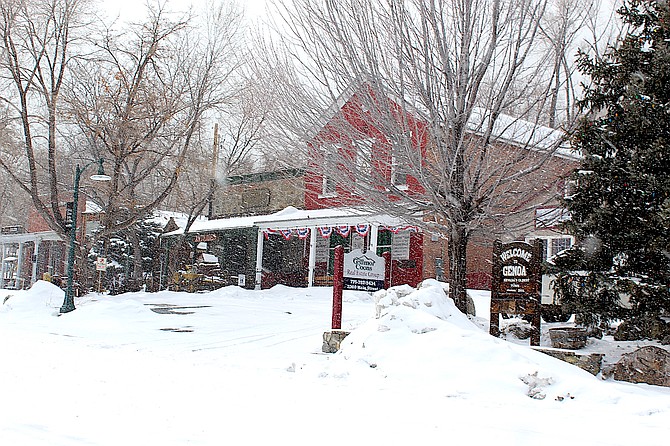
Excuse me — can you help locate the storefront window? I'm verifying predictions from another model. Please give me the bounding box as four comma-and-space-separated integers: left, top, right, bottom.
376, 230, 392, 257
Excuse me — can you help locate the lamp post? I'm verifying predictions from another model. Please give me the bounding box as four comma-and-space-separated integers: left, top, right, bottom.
60, 158, 110, 314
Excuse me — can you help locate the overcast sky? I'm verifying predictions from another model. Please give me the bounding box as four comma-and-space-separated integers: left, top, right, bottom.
99, 0, 270, 23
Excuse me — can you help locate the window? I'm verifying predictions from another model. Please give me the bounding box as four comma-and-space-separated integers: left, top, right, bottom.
321, 150, 337, 197
389, 132, 412, 189
550, 237, 573, 256
354, 139, 373, 190
527, 236, 574, 261
391, 154, 408, 188
376, 230, 392, 257
563, 179, 578, 199
322, 174, 336, 196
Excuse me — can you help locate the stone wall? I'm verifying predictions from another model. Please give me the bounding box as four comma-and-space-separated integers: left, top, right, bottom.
212, 170, 305, 218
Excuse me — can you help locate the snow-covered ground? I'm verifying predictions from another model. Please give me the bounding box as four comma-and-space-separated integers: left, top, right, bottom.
1, 280, 668, 445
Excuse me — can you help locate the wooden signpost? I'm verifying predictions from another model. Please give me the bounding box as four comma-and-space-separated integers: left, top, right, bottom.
324, 245, 386, 353
490, 240, 543, 346
330, 246, 386, 329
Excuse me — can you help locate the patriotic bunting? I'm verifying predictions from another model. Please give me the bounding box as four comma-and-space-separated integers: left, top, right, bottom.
355, 224, 370, 237
263, 224, 418, 240
296, 228, 310, 239
336, 225, 351, 237
318, 227, 333, 238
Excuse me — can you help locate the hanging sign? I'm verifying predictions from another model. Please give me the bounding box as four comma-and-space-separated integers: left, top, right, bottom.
315, 234, 329, 263
343, 249, 385, 292
351, 233, 364, 251
194, 233, 217, 243
391, 230, 411, 260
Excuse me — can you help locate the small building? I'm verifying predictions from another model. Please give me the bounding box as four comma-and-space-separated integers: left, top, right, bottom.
0, 200, 101, 290
163, 206, 421, 290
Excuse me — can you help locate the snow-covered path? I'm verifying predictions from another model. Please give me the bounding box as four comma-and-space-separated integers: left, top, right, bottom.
0, 282, 668, 445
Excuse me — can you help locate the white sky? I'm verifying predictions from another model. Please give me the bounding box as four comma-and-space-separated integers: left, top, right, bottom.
98, 0, 270, 23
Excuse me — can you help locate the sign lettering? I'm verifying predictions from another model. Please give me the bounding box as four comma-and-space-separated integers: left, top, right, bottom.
343, 249, 385, 292
490, 240, 543, 346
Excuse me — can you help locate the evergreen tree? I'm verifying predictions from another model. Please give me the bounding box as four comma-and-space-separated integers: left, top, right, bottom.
553, 0, 670, 329
89, 219, 163, 294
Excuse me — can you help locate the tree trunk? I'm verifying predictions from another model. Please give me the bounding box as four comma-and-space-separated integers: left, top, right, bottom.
166, 235, 188, 287
130, 229, 143, 291
449, 224, 470, 315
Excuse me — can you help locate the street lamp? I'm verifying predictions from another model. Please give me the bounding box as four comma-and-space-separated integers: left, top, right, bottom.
60, 158, 111, 314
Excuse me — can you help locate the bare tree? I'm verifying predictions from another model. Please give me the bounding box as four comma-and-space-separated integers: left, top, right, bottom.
161, 78, 272, 284
62, 2, 242, 284
0, 0, 92, 237
215, 80, 272, 177
0, 109, 29, 227
539, 0, 622, 128
255, 0, 592, 312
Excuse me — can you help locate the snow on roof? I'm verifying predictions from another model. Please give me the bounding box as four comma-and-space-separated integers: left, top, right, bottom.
162, 206, 409, 237
83, 201, 103, 214
252, 207, 406, 229
148, 210, 208, 230
308, 84, 577, 159
468, 107, 576, 159
187, 214, 260, 233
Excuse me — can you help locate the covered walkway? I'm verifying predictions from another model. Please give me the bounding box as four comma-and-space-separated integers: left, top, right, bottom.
165, 207, 421, 290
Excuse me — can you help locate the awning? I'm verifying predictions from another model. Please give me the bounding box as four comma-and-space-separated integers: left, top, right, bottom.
163, 206, 416, 237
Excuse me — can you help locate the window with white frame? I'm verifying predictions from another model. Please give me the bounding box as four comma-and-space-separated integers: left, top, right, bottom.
355, 139, 373, 176
321, 149, 337, 197
389, 132, 411, 189
527, 235, 574, 261
563, 179, 578, 199
351, 139, 373, 194
391, 154, 408, 189
551, 237, 573, 256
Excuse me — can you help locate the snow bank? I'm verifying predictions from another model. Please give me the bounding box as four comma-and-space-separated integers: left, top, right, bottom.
0, 279, 668, 445
322, 280, 639, 404
0, 280, 64, 314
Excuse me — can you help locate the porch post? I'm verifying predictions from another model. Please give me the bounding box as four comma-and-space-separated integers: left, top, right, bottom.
15, 242, 24, 289
254, 228, 264, 290
308, 227, 317, 287
0, 244, 6, 289
31, 239, 41, 285
368, 224, 379, 255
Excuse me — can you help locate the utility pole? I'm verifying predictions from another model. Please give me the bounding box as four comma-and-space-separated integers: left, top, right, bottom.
208, 123, 220, 219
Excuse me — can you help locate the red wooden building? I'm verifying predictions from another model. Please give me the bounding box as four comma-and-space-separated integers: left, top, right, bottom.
167, 84, 578, 292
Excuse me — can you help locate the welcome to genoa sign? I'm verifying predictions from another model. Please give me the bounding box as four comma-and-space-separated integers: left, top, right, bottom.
490, 240, 543, 346
492, 241, 542, 296
343, 249, 385, 292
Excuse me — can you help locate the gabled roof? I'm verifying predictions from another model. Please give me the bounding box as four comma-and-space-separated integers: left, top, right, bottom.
307, 82, 576, 159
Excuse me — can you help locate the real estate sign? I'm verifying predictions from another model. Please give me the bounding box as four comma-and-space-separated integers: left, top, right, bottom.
343, 249, 385, 292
